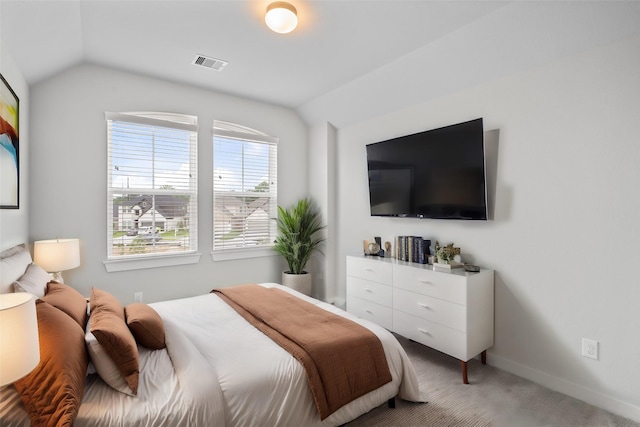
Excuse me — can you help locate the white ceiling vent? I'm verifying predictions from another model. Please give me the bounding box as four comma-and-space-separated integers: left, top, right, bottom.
192, 55, 228, 72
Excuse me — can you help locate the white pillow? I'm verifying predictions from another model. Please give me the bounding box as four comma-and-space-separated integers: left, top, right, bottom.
13, 263, 52, 297
0, 243, 28, 259
85, 317, 136, 396
0, 245, 33, 294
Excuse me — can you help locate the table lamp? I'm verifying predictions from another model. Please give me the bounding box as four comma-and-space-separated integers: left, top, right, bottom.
0, 293, 40, 386
33, 238, 80, 283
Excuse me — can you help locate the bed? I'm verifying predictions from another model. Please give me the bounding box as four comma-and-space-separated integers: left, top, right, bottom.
0, 244, 423, 426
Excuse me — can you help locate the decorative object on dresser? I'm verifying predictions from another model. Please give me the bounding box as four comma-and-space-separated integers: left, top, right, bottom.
363, 239, 371, 255
367, 241, 380, 256
395, 236, 431, 264
346, 255, 494, 384
434, 241, 463, 269
374, 236, 385, 257
33, 238, 81, 282
364, 236, 386, 257
273, 198, 325, 296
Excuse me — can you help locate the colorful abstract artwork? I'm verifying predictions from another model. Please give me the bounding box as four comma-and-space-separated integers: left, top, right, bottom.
0, 74, 19, 209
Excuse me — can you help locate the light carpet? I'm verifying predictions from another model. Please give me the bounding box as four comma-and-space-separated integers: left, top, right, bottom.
346, 336, 639, 427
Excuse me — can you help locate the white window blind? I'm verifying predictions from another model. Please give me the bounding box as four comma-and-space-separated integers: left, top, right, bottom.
106, 112, 198, 260
212, 121, 277, 254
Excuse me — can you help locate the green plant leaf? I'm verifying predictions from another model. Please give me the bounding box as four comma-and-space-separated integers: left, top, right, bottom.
273, 198, 325, 274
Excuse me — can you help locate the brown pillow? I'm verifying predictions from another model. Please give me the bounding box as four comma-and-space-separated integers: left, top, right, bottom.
14, 300, 88, 427
90, 287, 139, 395
125, 303, 166, 350
41, 281, 88, 329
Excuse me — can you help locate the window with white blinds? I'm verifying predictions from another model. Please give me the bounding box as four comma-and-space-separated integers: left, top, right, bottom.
106, 112, 198, 260
212, 121, 277, 255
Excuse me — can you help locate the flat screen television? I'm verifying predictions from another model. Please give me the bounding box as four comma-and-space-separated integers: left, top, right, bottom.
366, 118, 487, 220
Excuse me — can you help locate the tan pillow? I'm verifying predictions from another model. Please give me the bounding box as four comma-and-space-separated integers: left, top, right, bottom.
85, 317, 135, 396
90, 287, 139, 395
125, 303, 166, 350
14, 300, 88, 427
41, 281, 88, 329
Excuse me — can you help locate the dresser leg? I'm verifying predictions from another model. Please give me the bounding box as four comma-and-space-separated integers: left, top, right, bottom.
461, 352, 487, 384
460, 360, 469, 384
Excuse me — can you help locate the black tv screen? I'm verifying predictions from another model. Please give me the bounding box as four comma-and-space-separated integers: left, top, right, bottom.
366, 118, 487, 220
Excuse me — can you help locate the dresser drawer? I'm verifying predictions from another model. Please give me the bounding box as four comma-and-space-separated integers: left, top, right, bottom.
393, 288, 467, 332
347, 277, 392, 308
346, 295, 393, 330
393, 264, 467, 305
393, 310, 468, 361
346, 256, 393, 285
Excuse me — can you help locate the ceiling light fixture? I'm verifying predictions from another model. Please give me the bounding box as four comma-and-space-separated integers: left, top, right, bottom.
265, 2, 298, 34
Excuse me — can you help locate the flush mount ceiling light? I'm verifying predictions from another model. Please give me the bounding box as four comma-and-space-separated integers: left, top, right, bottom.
265, 1, 298, 34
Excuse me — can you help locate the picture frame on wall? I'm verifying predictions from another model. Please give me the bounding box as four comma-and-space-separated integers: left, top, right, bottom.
0, 73, 19, 209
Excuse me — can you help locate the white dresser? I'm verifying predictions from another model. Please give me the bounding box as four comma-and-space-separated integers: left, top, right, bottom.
346, 255, 494, 384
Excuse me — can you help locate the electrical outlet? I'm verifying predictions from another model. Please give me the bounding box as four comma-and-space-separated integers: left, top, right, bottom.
134, 292, 143, 303
582, 338, 598, 360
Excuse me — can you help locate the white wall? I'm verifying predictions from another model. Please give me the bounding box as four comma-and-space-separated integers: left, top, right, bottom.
307, 122, 338, 302
29, 64, 308, 303
329, 34, 640, 421
0, 48, 29, 250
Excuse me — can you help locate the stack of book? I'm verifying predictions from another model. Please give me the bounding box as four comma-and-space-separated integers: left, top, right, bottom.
395, 236, 431, 264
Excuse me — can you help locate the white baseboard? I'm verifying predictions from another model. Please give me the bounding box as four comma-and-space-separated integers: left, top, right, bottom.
487, 353, 640, 423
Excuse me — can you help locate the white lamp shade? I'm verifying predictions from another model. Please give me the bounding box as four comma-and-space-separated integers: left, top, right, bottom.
265, 2, 298, 34
0, 293, 40, 386
33, 238, 80, 273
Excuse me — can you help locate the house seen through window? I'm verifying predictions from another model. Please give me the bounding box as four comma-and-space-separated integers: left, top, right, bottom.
212, 121, 277, 254
106, 112, 198, 259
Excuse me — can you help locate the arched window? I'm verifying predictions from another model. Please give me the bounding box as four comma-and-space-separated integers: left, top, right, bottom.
105, 112, 198, 269
212, 120, 277, 258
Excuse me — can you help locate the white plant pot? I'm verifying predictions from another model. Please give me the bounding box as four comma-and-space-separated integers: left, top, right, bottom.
281, 271, 312, 296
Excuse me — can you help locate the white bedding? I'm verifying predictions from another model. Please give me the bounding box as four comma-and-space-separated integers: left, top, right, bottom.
0, 283, 422, 426
0, 318, 224, 427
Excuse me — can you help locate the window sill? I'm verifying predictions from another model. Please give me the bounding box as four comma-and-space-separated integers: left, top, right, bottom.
211, 247, 278, 262
104, 252, 201, 272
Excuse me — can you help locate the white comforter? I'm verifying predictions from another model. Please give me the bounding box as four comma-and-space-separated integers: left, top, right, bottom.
0, 284, 422, 426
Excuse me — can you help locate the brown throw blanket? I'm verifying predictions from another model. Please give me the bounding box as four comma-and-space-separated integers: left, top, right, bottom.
212, 284, 392, 420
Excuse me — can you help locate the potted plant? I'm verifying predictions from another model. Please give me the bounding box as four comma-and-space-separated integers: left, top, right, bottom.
273, 198, 325, 296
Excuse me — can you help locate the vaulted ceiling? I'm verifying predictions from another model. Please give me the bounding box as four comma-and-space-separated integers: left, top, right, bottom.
2, 1, 640, 126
